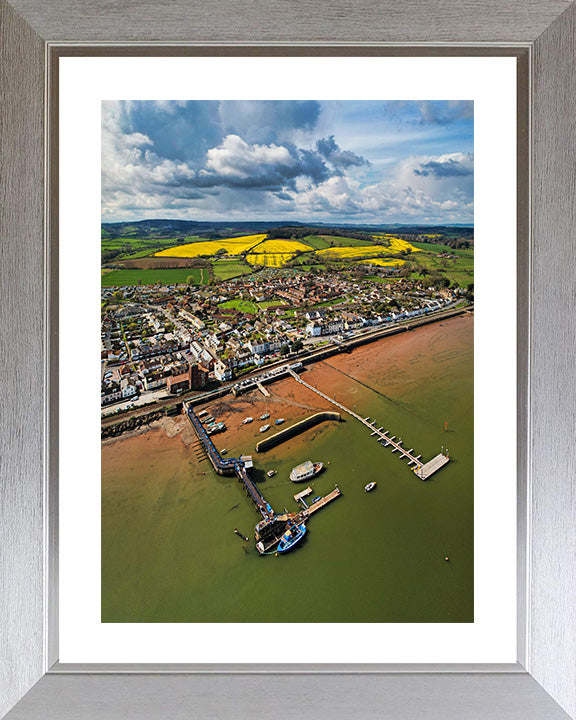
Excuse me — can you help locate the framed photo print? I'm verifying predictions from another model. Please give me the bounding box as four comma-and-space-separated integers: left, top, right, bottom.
1, 3, 575, 719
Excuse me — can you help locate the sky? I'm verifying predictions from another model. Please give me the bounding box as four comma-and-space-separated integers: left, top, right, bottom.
101, 100, 473, 225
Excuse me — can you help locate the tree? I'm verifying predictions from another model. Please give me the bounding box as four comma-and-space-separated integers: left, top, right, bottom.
291, 339, 304, 352
186, 275, 196, 285
112, 290, 123, 302
280, 344, 290, 356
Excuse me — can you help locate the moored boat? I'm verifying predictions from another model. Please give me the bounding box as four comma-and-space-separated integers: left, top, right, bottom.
266, 469, 277, 477
277, 522, 307, 553
259, 413, 270, 420
364, 481, 377, 492
259, 424, 270, 433
275, 418, 285, 425
290, 460, 323, 483
242, 417, 253, 424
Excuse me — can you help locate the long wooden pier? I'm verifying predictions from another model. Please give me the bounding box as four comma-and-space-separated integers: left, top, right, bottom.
288, 370, 448, 480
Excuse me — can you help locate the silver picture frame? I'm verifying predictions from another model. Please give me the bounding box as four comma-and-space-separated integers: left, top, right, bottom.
1, 1, 575, 718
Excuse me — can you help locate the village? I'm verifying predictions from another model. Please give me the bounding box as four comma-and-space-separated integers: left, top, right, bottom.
101, 265, 465, 412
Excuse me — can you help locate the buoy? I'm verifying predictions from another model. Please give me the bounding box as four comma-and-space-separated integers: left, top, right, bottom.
445, 556, 450, 562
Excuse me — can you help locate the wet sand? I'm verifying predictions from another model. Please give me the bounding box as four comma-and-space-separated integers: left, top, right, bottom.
103, 314, 472, 472
101, 313, 474, 623
193, 313, 472, 453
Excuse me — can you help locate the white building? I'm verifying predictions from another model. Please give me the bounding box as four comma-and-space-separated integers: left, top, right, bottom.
305, 322, 322, 337
214, 359, 232, 382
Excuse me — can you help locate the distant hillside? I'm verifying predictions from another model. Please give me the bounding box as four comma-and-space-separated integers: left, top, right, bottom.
101, 219, 306, 240
102, 219, 473, 242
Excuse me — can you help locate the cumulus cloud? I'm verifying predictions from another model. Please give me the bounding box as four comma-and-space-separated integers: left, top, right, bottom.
291, 174, 472, 222
101, 100, 474, 223
417, 100, 473, 125
413, 152, 473, 178
202, 135, 330, 189
218, 100, 321, 144
316, 135, 368, 171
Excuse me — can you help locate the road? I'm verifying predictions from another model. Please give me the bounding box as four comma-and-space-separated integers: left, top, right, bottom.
102, 303, 472, 426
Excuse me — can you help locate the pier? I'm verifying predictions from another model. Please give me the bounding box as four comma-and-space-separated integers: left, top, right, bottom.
185, 402, 342, 554
185, 403, 273, 518
288, 370, 449, 480
301, 487, 342, 517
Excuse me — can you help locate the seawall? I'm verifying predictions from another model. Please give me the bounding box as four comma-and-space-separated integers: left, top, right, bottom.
255, 411, 341, 452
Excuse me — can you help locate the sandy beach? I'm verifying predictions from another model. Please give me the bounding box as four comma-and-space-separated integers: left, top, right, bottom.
103, 313, 472, 472
101, 312, 473, 623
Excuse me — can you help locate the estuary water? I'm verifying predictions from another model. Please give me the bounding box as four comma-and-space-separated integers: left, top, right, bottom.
102, 314, 473, 623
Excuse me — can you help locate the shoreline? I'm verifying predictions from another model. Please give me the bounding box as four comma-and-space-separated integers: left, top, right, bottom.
103, 312, 472, 465
101, 304, 472, 428
101, 311, 473, 623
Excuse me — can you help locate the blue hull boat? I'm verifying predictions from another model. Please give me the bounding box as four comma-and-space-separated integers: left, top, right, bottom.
277, 523, 307, 553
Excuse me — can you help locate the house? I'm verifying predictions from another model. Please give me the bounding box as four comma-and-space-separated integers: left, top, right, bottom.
143, 372, 167, 391
101, 382, 122, 406
166, 372, 190, 394
180, 309, 205, 330
214, 359, 232, 382
121, 378, 138, 398
305, 322, 322, 337
247, 338, 270, 355
325, 319, 344, 334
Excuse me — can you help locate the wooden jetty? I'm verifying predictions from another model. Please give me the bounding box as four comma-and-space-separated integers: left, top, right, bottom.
288, 370, 449, 480
301, 487, 342, 517
294, 487, 313, 503
415, 453, 450, 480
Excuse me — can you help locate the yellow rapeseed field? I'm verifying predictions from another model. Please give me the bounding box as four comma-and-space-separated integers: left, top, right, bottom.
248, 239, 312, 255
361, 258, 406, 267
315, 244, 397, 261
245, 253, 296, 268
372, 235, 422, 253
154, 234, 267, 258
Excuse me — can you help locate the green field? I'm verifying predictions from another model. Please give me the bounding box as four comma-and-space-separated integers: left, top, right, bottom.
363, 275, 391, 284
407, 251, 474, 287
257, 300, 285, 310
102, 236, 206, 257
114, 248, 161, 260
218, 299, 259, 314
297, 263, 328, 272
410, 241, 473, 258
212, 260, 253, 282
301, 235, 332, 250
101, 268, 205, 287
303, 234, 373, 249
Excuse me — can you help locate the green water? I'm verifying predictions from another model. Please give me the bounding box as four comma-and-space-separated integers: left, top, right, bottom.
102, 317, 473, 623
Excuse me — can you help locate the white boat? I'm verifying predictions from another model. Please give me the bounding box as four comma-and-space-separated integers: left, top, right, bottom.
290, 460, 323, 483
242, 417, 253, 424
274, 418, 285, 425
267, 470, 277, 478
259, 413, 270, 420
364, 482, 377, 492
259, 424, 270, 433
